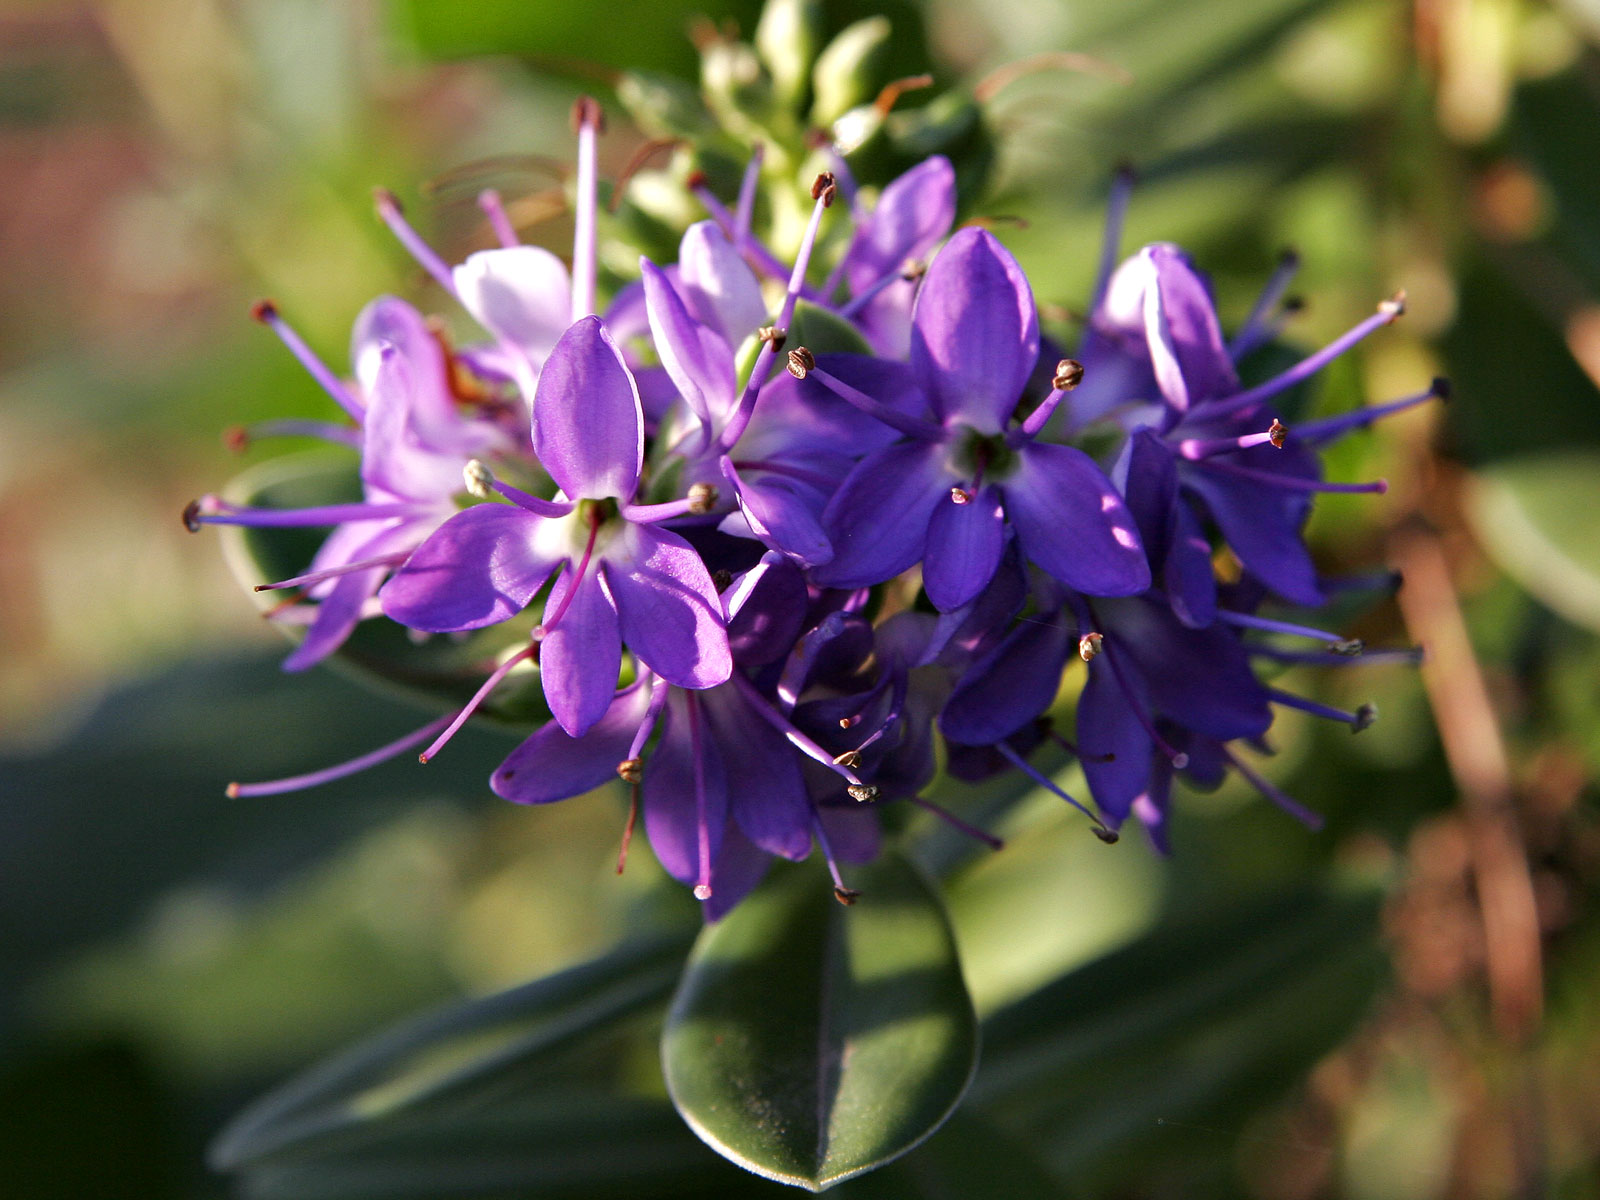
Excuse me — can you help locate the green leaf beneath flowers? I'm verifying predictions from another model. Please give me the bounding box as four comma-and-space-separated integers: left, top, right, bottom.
661, 854, 978, 1191
1466, 451, 1600, 634
217, 451, 552, 726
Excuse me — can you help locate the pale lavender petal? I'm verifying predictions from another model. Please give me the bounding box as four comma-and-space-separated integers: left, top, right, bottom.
453, 246, 572, 363
909, 228, 1039, 433
533, 316, 643, 502
922, 484, 1004, 610
360, 343, 468, 502
540, 568, 622, 737
492, 678, 653, 804
1002, 442, 1149, 596
722, 460, 833, 567
351, 296, 445, 408
1140, 244, 1237, 411
380, 504, 562, 631
643, 698, 728, 885
702, 685, 811, 860
603, 523, 731, 689
845, 155, 955, 288
640, 259, 735, 427
814, 440, 948, 589
678, 221, 768, 347
283, 563, 386, 673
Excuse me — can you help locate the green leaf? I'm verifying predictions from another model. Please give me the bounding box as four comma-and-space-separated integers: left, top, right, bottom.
1467, 451, 1600, 633
662, 855, 978, 1191
212, 932, 694, 1171
972, 885, 1384, 1182
217, 452, 551, 725
786, 300, 872, 356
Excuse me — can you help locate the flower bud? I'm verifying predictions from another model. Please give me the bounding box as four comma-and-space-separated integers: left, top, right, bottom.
810, 16, 891, 126
755, 0, 822, 109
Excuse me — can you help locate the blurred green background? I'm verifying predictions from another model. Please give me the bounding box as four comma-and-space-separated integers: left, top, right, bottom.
3, 0, 1599, 1196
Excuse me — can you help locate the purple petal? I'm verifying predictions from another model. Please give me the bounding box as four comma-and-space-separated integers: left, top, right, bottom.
602, 523, 731, 689
1138, 244, 1237, 411
846, 156, 955, 288
1181, 466, 1322, 606
724, 555, 809, 667
922, 484, 1005, 610
492, 679, 653, 804
284, 564, 385, 673
816, 805, 880, 864
700, 824, 772, 923
359, 344, 470, 502
351, 296, 444, 412
701, 685, 811, 860
1003, 442, 1150, 596
1119, 429, 1179, 565
909, 228, 1039, 433
940, 613, 1073, 745
380, 504, 562, 632
1077, 661, 1155, 826
453, 246, 571, 364
533, 316, 643, 502
540, 568, 622, 737
723, 461, 834, 567
814, 440, 948, 589
643, 696, 728, 885
1164, 500, 1217, 627
640, 258, 736, 427
677, 221, 768, 348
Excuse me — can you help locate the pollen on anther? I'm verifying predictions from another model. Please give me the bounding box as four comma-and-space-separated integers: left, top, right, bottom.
687, 482, 718, 514
1052, 358, 1085, 391
950, 487, 972, 505
1353, 702, 1378, 733
786, 347, 815, 379
757, 325, 786, 351
1269, 419, 1288, 449
833, 749, 862, 769
693, 883, 713, 901
249, 298, 278, 323
846, 783, 878, 803
833, 886, 861, 906
1079, 632, 1104, 661
810, 171, 837, 202
182, 500, 204, 532
617, 758, 644, 784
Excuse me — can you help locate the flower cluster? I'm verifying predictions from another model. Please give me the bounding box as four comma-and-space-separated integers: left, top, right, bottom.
190, 101, 1433, 918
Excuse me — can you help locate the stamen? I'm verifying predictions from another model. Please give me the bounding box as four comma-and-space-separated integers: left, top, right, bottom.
254, 551, 410, 593
185, 497, 435, 529
1216, 609, 1362, 653
689, 177, 794, 283
1175, 426, 1285, 460
463, 459, 495, 499
1202, 292, 1406, 420
728, 671, 873, 791
617, 758, 644, 783
374, 188, 458, 296
476, 189, 520, 248
1220, 745, 1324, 831
1089, 163, 1136, 314
1197, 458, 1388, 495
833, 749, 862, 769
993, 741, 1117, 840
687, 694, 714, 901
570, 96, 603, 321
251, 300, 363, 420
757, 325, 786, 352
908, 795, 1004, 850
228, 713, 454, 797
226, 419, 362, 450
1078, 632, 1103, 661
837, 256, 927, 318
1250, 645, 1421, 667
729, 458, 839, 490
419, 642, 538, 763
1014, 359, 1085, 442
1290, 379, 1448, 445
735, 142, 764, 237
616, 780, 639, 874
791, 357, 946, 441
536, 513, 602, 637
1227, 248, 1300, 361
1267, 687, 1378, 732
950, 487, 972, 505
810, 812, 859, 905
687, 482, 718, 514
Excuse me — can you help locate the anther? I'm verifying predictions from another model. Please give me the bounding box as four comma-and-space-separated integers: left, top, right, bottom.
1378, 290, 1407, 318
1269, 418, 1288, 449
687, 482, 719, 514
757, 325, 786, 352
846, 783, 878, 803
1091, 827, 1121, 844
1052, 359, 1085, 391
1432, 376, 1452, 401
1353, 702, 1378, 733
617, 758, 644, 784
1329, 638, 1365, 657
833, 749, 862, 769
463, 459, 495, 500
250, 298, 278, 323
839, 715, 859, 730
686, 169, 708, 192
373, 186, 401, 216
810, 172, 837, 204
1283, 295, 1306, 313
223, 426, 250, 453
950, 486, 972, 505
900, 258, 926, 282
182, 499, 204, 532
786, 347, 815, 379
833, 886, 861, 906
711, 568, 733, 592
693, 883, 713, 901
1079, 632, 1103, 661
570, 95, 606, 134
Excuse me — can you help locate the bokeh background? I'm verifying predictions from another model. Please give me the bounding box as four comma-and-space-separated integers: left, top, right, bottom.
3, 0, 1599, 1196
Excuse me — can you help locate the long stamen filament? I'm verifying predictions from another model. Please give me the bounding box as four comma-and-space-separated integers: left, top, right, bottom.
1268, 686, 1376, 731
571, 98, 601, 321
1094, 648, 1190, 769
477, 189, 520, 248
228, 418, 362, 450
374, 189, 458, 296
187, 498, 434, 530
1176, 427, 1283, 460
419, 642, 538, 763
992, 741, 1116, 838
687, 695, 714, 900
255, 551, 411, 593
810, 811, 859, 905
789, 358, 945, 441
1216, 609, 1360, 651
227, 713, 454, 798
1227, 249, 1300, 360
1220, 745, 1324, 830
1292, 380, 1447, 445
728, 671, 873, 794
909, 795, 1003, 849
251, 301, 363, 420
1197, 458, 1387, 494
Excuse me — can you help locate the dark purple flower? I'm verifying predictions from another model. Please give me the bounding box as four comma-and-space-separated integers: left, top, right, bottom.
380, 316, 732, 736
810, 227, 1149, 609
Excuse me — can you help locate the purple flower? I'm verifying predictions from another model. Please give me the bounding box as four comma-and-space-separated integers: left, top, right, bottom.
380, 316, 732, 736
810, 227, 1149, 609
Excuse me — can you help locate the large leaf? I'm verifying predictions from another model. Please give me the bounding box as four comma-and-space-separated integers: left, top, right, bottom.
661, 855, 978, 1191
1467, 451, 1600, 633
972, 885, 1384, 1182
211, 931, 695, 1172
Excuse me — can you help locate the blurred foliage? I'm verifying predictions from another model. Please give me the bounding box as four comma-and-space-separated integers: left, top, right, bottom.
4, 0, 1600, 1196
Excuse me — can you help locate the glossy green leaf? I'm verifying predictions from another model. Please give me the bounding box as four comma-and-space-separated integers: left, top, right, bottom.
212, 932, 694, 1171
973, 885, 1384, 1182
662, 855, 978, 1191
786, 300, 873, 356
1467, 451, 1600, 633
217, 452, 551, 725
